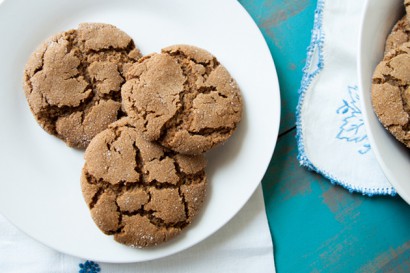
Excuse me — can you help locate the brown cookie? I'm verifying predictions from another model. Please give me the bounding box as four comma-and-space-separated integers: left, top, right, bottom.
81, 118, 207, 248
406, 0, 410, 21
385, 16, 410, 54
121, 44, 243, 155
23, 23, 142, 149
372, 42, 410, 148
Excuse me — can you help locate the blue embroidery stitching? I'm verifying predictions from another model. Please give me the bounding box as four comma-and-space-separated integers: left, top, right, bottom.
336, 85, 370, 154
79, 260, 101, 273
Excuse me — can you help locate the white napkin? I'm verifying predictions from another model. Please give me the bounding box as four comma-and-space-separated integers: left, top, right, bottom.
296, 0, 395, 195
0, 185, 275, 273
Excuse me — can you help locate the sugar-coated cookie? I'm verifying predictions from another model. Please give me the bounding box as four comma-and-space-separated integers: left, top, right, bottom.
24, 23, 141, 149
372, 42, 410, 147
121, 45, 243, 155
81, 118, 207, 247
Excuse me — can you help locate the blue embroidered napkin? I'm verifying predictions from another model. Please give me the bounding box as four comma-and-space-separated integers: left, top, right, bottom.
296, 0, 395, 195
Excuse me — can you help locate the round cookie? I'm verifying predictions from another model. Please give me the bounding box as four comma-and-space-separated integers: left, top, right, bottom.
385, 16, 410, 55
23, 23, 142, 149
121, 44, 243, 155
81, 118, 207, 248
372, 42, 410, 148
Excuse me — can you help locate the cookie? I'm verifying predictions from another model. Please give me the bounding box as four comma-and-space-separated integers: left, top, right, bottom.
81, 118, 207, 247
121, 44, 243, 155
23, 23, 141, 149
385, 16, 410, 54
372, 42, 410, 148
406, 0, 410, 21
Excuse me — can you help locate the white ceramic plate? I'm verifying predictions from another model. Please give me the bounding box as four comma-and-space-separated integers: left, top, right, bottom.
358, 0, 410, 204
0, 0, 280, 263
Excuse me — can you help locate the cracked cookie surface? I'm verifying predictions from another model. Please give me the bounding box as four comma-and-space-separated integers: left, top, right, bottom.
23, 23, 141, 149
385, 16, 410, 54
121, 44, 243, 155
372, 42, 410, 148
81, 118, 207, 247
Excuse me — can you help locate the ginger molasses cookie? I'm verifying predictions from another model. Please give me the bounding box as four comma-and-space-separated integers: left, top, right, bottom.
24, 23, 141, 149
121, 45, 243, 155
372, 42, 410, 148
385, 16, 410, 54
81, 118, 207, 247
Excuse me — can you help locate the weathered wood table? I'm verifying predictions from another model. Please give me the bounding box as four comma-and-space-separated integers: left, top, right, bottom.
239, 1, 410, 272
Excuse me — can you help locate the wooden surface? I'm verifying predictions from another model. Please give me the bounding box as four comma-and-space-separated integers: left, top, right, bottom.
238, 0, 410, 272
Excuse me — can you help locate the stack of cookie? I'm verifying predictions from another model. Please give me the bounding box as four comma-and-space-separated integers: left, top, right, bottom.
23, 23, 243, 248
372, 1, 410, 148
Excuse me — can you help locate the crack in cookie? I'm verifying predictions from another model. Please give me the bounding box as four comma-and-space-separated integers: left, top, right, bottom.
385, 16, 410, 54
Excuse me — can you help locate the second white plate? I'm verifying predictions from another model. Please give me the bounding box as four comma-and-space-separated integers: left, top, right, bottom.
358, 0, 410, 204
